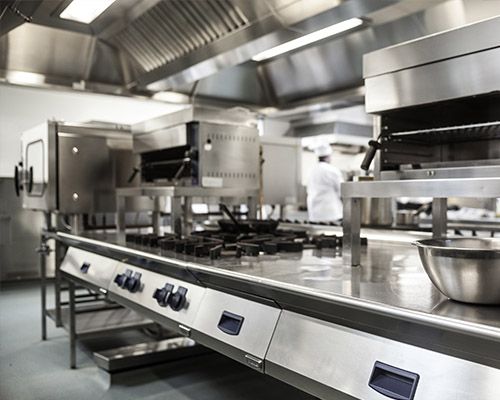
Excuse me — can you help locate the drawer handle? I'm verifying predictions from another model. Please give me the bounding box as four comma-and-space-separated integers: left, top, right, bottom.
368, 361, 419, 400
217, 311, 244, 336
80, 262, 90, 274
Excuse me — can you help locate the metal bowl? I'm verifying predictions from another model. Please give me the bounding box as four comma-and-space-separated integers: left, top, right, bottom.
413, 238, 500, 304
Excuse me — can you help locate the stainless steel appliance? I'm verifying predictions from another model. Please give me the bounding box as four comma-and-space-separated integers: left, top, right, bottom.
131, 106, 260, 189
56, 229, 500, 400
343, 16, 500, 265
17, 121, 135, 214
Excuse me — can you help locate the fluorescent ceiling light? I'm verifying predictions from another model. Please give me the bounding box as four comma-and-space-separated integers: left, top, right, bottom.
252, 17, 364, 62
60, 0, 117, 24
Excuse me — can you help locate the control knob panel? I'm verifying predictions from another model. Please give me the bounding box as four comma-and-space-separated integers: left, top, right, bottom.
153, 283, 188, 311
114, 269, 142, 293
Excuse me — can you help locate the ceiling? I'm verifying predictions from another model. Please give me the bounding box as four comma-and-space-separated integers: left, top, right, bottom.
1, 0, 500, 117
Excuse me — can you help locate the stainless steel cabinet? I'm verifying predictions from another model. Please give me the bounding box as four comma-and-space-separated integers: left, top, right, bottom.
17, 121, 135, 213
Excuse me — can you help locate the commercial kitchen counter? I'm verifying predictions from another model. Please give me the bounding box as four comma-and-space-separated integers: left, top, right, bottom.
53, 228, 500, 399
55, 229, 500, 355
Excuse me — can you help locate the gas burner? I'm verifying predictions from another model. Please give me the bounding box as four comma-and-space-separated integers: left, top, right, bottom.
310, 234, 367, 249
126, 233, 168, 248
124, 230, 367, 259
159, 235, 223, 258
312, 234, 341, 249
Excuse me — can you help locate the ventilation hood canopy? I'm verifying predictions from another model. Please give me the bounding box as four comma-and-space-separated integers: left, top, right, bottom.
1, 0, 500, 111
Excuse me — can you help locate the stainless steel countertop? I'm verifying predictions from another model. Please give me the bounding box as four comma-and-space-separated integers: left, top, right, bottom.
55, 229, 500, 342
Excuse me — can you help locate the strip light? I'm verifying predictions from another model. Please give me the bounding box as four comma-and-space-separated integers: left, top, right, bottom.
60, 0, 117, 24
252, 17, 364, 62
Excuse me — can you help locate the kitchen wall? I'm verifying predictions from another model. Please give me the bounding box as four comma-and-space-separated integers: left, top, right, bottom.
0, 84, 185, 177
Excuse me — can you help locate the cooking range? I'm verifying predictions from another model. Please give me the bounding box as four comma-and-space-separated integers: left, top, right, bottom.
125, 226, 367, 260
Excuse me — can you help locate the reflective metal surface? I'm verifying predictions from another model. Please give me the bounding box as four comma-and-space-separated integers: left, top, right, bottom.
108, 261, 207, 329
267, 311, 500, 400
415, 238, 500, 304
56, 231, 500, 398
342, 177, 500, 199
55, 231, 500, 341
364, 14, 500, 79
0, 178, 48, 281
6, 0, 499, 107
365, 46, 500, 112
93, 337, 204, 372
60, 247, 119, 290
261, 138, 301, 205
192, 288, 281, 361
19, 121, 141, 213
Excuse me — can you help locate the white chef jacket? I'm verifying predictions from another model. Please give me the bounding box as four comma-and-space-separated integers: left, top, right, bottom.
307, 162, 344, 222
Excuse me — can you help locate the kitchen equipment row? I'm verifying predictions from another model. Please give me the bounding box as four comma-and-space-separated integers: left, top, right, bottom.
343, 16, 500, 266
59, 243, 500, 400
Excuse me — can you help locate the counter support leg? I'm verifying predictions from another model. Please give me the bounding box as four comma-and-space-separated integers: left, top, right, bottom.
342, 197, 361, 266
68, 280, 76, 369
171, 196, 182, 236
54, 240, 63, 327
152, 196, 162, 235
247, 196, 257, 219
38, 235, 49, 341
116, 195, 126, 239
183, 197, 193, 234
432, 198, 448, 238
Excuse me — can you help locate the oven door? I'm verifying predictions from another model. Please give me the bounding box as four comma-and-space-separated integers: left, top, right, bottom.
20, 122, 57, 211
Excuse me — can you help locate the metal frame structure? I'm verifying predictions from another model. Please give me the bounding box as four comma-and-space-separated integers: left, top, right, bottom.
341, 177, 500, 266
116, 186, 259, 236
53, 231, 500, 399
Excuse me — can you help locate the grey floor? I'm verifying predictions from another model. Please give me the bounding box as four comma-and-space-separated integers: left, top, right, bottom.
0, 281, 315, 400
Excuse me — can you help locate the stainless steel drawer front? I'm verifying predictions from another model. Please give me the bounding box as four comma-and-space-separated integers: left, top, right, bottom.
60, 247, 119, 289
266, 311, 500, 400
192, 289, 281, 359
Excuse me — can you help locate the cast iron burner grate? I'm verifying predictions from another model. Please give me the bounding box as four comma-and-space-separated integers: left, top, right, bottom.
125, 229, 366, 259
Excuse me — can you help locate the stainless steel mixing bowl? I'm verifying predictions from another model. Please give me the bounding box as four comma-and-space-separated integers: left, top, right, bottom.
414, 238, 500, 304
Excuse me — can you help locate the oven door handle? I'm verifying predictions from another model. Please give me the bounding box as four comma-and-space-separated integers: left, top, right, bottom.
14, 165, 21, 196
27, 166, 34, 193
361, 139, 381, 171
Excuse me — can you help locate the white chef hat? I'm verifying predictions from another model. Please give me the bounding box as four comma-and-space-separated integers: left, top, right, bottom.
314, 143, 332, 157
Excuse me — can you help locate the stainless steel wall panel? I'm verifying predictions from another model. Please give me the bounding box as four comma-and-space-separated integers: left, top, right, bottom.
261, 139, 300, 205
0, 178, 49, 281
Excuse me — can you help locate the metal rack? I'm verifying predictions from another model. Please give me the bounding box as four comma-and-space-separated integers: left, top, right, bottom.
389, 120, 500, 141
341, 177, 500, 266
116, 186, 259, 237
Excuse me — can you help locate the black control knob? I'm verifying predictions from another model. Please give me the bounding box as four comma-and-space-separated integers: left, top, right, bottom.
114, 269, 142, 293
125, 271, 142, 293
114, 269, 132, 288
153, 283, 174, 307
168, 286, 188, 311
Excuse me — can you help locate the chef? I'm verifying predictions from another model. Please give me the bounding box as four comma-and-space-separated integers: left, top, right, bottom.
307, 143, 344, 222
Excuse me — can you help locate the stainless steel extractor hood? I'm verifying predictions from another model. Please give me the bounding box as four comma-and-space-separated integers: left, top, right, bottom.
1, 0, 500, 109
